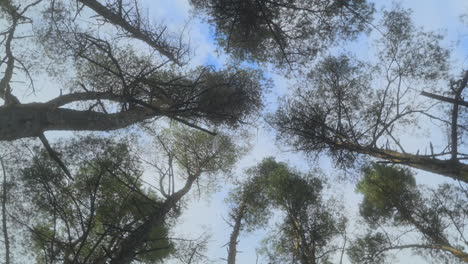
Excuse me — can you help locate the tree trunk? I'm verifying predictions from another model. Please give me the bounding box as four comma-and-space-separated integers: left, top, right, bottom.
227, 201, 247, 264
0, 103, 156, 141
337, 142, 468, 183
0, 158, 10, 264
109, 174, 198, 264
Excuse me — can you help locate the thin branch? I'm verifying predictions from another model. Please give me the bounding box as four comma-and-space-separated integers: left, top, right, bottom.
38, 133, 73, 180
0, 8, 20, 105
77, 0, 183, 64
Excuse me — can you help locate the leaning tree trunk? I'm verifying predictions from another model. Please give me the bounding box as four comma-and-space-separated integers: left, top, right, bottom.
335, 141, 468, 183
227, 201, 247, 264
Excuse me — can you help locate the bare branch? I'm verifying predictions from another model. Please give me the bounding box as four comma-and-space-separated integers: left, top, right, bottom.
78, 0, 185, 64
38, 133, 73, 180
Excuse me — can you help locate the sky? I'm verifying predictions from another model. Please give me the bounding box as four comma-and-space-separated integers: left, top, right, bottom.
136, 1, 468, 263
2, 0, 467, 263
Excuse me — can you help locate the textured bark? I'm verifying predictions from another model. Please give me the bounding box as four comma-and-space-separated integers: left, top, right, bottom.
0, 103, 156, 141
421, 91, 468, 108
336, 142, 468, 183
227, 201, 247, 264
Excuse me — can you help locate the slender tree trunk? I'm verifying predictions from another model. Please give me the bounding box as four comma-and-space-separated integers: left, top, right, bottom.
339, 232, 347, 264
0, 158, 10, 264
227, 201, 247, 264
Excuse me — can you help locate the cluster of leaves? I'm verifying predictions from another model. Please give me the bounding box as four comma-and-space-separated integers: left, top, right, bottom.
191, 0, 374, 68
21, 137, 173, 263
270, 6, 452, 172
73, 42, 268, 126
349, 164, 468, 263
227, 158, 346, 264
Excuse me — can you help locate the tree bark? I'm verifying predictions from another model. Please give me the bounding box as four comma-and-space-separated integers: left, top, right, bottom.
336, 142, 468, 183
0, 103, 157, 141
227, 201, 247, 264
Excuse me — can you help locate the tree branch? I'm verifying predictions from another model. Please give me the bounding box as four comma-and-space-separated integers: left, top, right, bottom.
78, 0, 183, 64
421, 91, 468, 108
38, 133, 73, 180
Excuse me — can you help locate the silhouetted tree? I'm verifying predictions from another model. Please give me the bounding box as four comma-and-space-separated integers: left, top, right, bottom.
225, 158, 346, 264
270, 7, 468, 183
191, 0, 374, 68
0, 0, 267, 142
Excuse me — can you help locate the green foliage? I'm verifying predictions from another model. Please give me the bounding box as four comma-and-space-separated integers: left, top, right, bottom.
157, 124, 240, 183
271, 55, 374, 166
348, 232, 390, 264
270, 6, 451, 170
191, 0, 374, 67
356, 164, 418, 225
378, 6, 449, 81
262, 160, 322, 215
21, 136, 174, 263
74, 42, 267, 127
226, 172, 271, 232
354, 164, 468, 262
0, 0, 10, 8
243, 158, 346, 264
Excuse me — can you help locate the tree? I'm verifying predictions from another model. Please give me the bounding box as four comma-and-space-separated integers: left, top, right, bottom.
1, 123, 240, 264
224, 158, 346, 264
0, 1, 258, 263
269, 6, 468, 183
259, 159, 346, 264
348, 164, 468, 263
92, 125, 240, 264
0, 0, 266, 142
223, 159, 272, 264
19, 137, 174, 264
0, 157, 10, 264
190, 0, 374, 68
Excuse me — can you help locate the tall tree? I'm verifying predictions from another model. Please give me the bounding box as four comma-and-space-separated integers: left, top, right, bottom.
107, 125, 240, 264
4, 124, 240, 264
0, 0, 266, 142
190, 0, 374, 68
269, 7, 468, 182
348, 164, 468, 263
259, 159, 346, 264
223, 159, 272, 264
20, 137, 174, 264
224, 158, 346, 264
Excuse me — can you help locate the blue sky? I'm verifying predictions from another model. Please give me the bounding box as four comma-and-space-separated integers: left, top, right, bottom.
5, 0, 465, 263
138, 1, 468, 263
